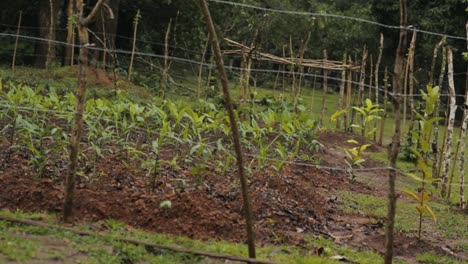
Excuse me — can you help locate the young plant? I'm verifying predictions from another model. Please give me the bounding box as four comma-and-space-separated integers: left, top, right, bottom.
403, 85, 440, 240
344, 139, 371, 182
352, 99, 384, 137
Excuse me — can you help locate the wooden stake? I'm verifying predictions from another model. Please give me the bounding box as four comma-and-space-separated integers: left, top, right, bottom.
345, 58, 353, 130
374, 33, 384, 142
319, 49, 329, 125
368, 54, 373, 101
432, 46, 447, 179
336, 53, 346, 130
161, 19, 172, 98
197, 37, 209, 99
378, 68, 389, 145
402, 57, 409, 135
64, 0, 108, 223
407, 29, 417, 136
198, 0, 256, 258
459, 67, 467, 210
128, 10, 141, 81
65, 0, 74, 66
11, 11, 22, 74
441, 48, 457, 198
385, 0, 407, 262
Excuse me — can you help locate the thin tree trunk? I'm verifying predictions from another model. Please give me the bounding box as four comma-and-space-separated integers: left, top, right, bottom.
64, 0, 108, 223
429, 38, 445, 87
385, 1, 407, 263
432, 46, 447, 180
447, 143, 460, 199
197, 37, 209, 99
368, 54, 373, 101
128, 10, 141, 81
407, 29, 417, 135
441, 49, 457, 198
100, 11, 107, 67
379, 68, 389, 145
358, 47, 368, 136
281, 45, 286, 100
374, 33, 384, 141
198, 0, 256, 258
459, 68, 467, 210
357, 46, 368, 107
295, 32, 310, 113
336, 53, 346, 130
45, 0, 55, 69
345, 64, 352, 130
161, 19, 172, 98
319, 49, 329, 125
289, 36, 297, 109
64, 0, 75, 66
402, 58, 409, 135
11, 11, 22, 73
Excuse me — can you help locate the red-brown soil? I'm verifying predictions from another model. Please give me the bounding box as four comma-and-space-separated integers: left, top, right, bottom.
0, 131, 462, 262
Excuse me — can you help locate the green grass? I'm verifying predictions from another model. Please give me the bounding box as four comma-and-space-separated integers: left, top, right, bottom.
416, 252, 467, 264
0, 209, 385, 264
338, 191, 468, 251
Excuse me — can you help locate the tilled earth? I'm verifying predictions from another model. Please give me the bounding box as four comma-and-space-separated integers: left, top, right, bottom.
0, 132, 461, 262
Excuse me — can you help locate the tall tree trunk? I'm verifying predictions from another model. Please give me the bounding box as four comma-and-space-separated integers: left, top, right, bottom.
441, 49, 457, 198
385, 0, 407, 263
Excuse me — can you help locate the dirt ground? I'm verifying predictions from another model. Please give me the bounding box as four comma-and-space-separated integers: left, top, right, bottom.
0, 131, 463, 262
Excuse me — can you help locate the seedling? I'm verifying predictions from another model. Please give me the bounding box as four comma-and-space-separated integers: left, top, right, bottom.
344, 139, 371, 182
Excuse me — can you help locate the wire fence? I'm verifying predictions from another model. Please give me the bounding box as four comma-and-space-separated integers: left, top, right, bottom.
0, 3, 467, 195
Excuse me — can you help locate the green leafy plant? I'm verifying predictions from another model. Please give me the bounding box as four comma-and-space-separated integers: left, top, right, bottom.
344, 139, 371, 182
403, 85, 441, 240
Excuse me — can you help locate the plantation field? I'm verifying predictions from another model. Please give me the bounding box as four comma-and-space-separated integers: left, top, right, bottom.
0, 67, 467, 264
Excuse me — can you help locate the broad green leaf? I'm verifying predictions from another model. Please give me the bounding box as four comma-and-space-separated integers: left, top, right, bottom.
331, 109, 347, 122
352, 107, 366, 116
359, 144, 371, 152
402, 189, 421, 202
346, 139, 359, 144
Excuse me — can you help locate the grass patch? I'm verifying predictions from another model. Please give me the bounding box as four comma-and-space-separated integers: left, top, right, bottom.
338, 191, 468, 251
0, 209, 386, 264
416, 252, 466, 264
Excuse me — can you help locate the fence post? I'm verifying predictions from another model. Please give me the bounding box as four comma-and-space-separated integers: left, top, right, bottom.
11, 11, 22, 74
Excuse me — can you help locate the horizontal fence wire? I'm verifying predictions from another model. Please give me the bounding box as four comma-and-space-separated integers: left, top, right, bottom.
1, 32, 467, 100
